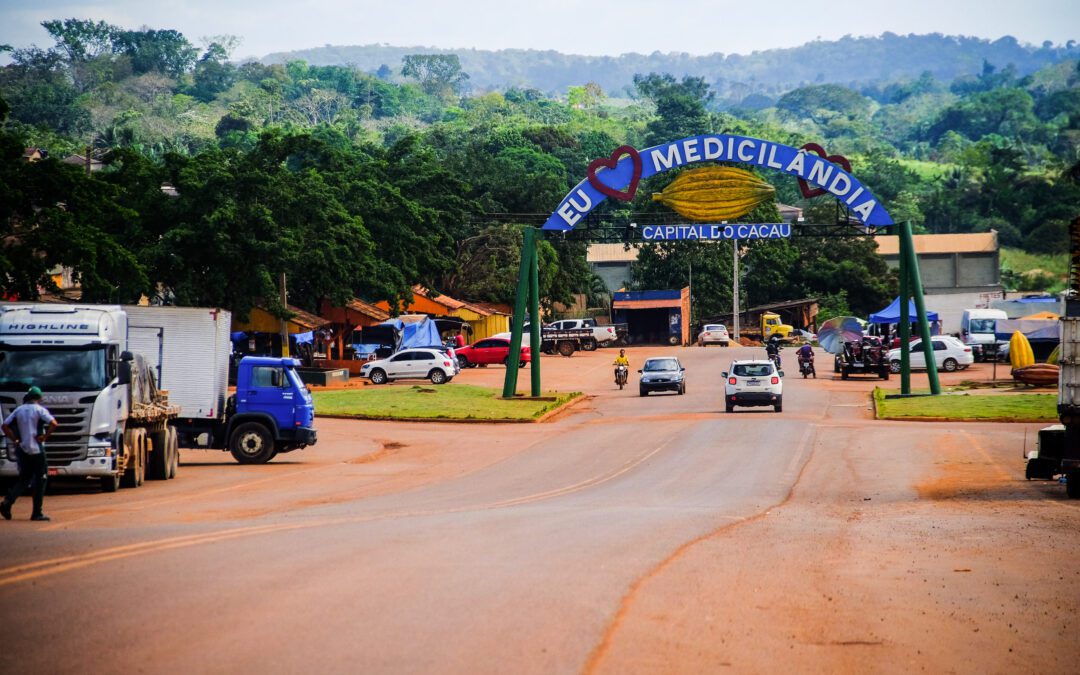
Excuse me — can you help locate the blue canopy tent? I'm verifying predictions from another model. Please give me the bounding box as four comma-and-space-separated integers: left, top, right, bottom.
868, 297, 939, 324
399, 317, 442, 349
359, 317, 443, 355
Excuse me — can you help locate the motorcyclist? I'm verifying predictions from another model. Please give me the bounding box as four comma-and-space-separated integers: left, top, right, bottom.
612, 349, 630, 384
765, 335, 782, 368
796, 342, 814, 364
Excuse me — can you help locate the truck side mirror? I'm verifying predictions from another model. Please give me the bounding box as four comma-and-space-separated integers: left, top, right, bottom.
118, 361, 132, 385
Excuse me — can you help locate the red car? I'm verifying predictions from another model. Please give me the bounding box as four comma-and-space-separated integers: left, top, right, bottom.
455, 337, 531, 368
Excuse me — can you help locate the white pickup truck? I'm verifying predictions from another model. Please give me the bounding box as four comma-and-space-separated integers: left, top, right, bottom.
548, 318, 618, 350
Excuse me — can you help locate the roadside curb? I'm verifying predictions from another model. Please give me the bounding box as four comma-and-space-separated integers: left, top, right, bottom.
316, 392, 586, 424
874, 415, 1057, 424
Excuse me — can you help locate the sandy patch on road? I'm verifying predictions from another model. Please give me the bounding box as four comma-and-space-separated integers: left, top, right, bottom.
590, 423, 1080, 674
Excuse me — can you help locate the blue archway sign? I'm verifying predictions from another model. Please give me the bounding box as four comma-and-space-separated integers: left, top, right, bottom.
541, 134, 894, 231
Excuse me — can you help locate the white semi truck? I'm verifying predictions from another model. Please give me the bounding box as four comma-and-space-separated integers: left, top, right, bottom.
0, 304, 180, 492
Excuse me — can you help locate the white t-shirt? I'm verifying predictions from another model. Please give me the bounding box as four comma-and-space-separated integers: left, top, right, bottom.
4, 403, 56, 455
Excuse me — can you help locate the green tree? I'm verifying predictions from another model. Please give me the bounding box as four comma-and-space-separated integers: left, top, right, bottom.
401, 54, 470, 100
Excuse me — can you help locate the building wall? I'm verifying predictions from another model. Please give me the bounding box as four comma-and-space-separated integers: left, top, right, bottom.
592, 262, 633, 293
882, 251, 1000, 291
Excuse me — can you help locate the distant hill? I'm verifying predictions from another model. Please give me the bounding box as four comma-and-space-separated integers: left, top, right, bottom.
262, 33, 1080, 97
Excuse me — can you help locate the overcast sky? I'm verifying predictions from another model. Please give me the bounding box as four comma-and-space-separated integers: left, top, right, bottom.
1, 0, 1076, 60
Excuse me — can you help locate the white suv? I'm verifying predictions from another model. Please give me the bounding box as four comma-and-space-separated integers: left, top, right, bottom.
723, 360, 783, 413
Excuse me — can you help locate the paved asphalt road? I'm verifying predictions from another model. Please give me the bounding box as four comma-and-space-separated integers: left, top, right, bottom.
0, 345, 1072, 673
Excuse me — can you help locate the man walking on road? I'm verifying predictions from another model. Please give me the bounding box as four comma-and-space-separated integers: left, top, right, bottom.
1, 386, 58, 522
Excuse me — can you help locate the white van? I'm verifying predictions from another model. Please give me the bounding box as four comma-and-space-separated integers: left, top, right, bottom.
960, 308, 1007, 361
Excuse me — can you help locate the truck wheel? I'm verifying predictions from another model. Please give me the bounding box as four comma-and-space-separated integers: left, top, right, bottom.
668, 335, 680, 345
121, 429, 145, 488
429, 369, 447, 384
147, 429, 169, 481
230, 422, 275, 464
1067, 471, 1080, 499
100, 473, 120, 493
167, 427, 179, 479
369, 368, 388, 385
581, 338, 597, 352
557, 340, 575, 357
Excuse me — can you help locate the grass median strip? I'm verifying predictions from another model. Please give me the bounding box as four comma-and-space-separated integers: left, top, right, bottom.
313, 384, 581, 421
873, 387, 1057, 422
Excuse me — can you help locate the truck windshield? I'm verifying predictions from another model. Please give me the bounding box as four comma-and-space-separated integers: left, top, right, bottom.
969, 319, 996, 333
0, 347, 108, 392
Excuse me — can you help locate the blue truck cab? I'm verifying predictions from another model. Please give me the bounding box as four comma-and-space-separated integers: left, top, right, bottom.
224, 356, 317, 463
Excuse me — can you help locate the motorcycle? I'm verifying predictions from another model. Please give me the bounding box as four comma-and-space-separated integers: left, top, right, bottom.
614, 365, 628, 389
798, 356, 816, 379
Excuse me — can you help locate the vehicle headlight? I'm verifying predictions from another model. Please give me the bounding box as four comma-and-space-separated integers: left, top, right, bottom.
87, 447, 109, 458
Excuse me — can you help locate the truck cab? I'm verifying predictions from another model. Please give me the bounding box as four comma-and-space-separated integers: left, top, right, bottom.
761, 312, 794, 340
0, 305, 132, 486
234, 357, 314, 441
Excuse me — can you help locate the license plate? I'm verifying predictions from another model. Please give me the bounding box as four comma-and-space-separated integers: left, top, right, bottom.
747, 379, 760, 385
47, 468, 58, 476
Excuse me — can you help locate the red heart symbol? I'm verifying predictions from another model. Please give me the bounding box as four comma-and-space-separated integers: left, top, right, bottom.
797, 143, 853, 199
587, 145, 642, 202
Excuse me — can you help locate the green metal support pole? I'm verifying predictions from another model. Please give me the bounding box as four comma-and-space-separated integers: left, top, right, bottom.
900, 221, 942, 395
502, 227, 534, 398
529, 231, 541, 397
899, 224, 911, 395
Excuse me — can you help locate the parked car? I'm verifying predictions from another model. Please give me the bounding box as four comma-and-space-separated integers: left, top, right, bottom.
697, 323, 730, 346
638, 357, 686, 396
723, 360, 783, 412
359, 348, 457, 385
548, 318, 618, 350
455, 337, 531, 369
887, 335, 974, 373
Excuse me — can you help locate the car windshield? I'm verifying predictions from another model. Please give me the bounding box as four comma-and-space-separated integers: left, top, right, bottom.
644, 359, 679, 372
0, 346, 109, 391
969, 319, 995, 333
733, 364, 773, 377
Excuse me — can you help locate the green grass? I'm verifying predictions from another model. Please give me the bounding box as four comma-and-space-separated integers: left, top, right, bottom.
312, 384, 581, 421
1001, 247, 1069, 278
873, 387, 1057, 421
896, 159, 956, 181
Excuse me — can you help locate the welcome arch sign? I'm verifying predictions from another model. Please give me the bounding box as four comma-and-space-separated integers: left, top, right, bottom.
541, 135, 893, 232
504, 135, 939, 399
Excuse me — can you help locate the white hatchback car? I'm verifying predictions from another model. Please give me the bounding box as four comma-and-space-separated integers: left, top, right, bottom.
698, 323, 730, 346
360, 348, 457, 385
887, 335, 974, 373
723, 360, 783, 412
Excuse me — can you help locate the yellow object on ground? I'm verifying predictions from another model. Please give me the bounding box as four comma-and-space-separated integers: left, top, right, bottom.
651, 166, 775, 222
1047, 343, 1061, 365
1009, 330, 1035, 369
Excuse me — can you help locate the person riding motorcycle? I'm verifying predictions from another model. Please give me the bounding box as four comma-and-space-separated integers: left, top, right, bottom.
796, 342, 814, 373
765, 335, 782, 368
612, 349, 630, 384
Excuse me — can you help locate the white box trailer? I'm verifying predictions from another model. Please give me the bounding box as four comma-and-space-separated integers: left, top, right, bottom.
124, 306, 231, 422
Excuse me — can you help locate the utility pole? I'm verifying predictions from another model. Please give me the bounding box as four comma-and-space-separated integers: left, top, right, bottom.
279, 272, 290, 358
732, 237, 740, 342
